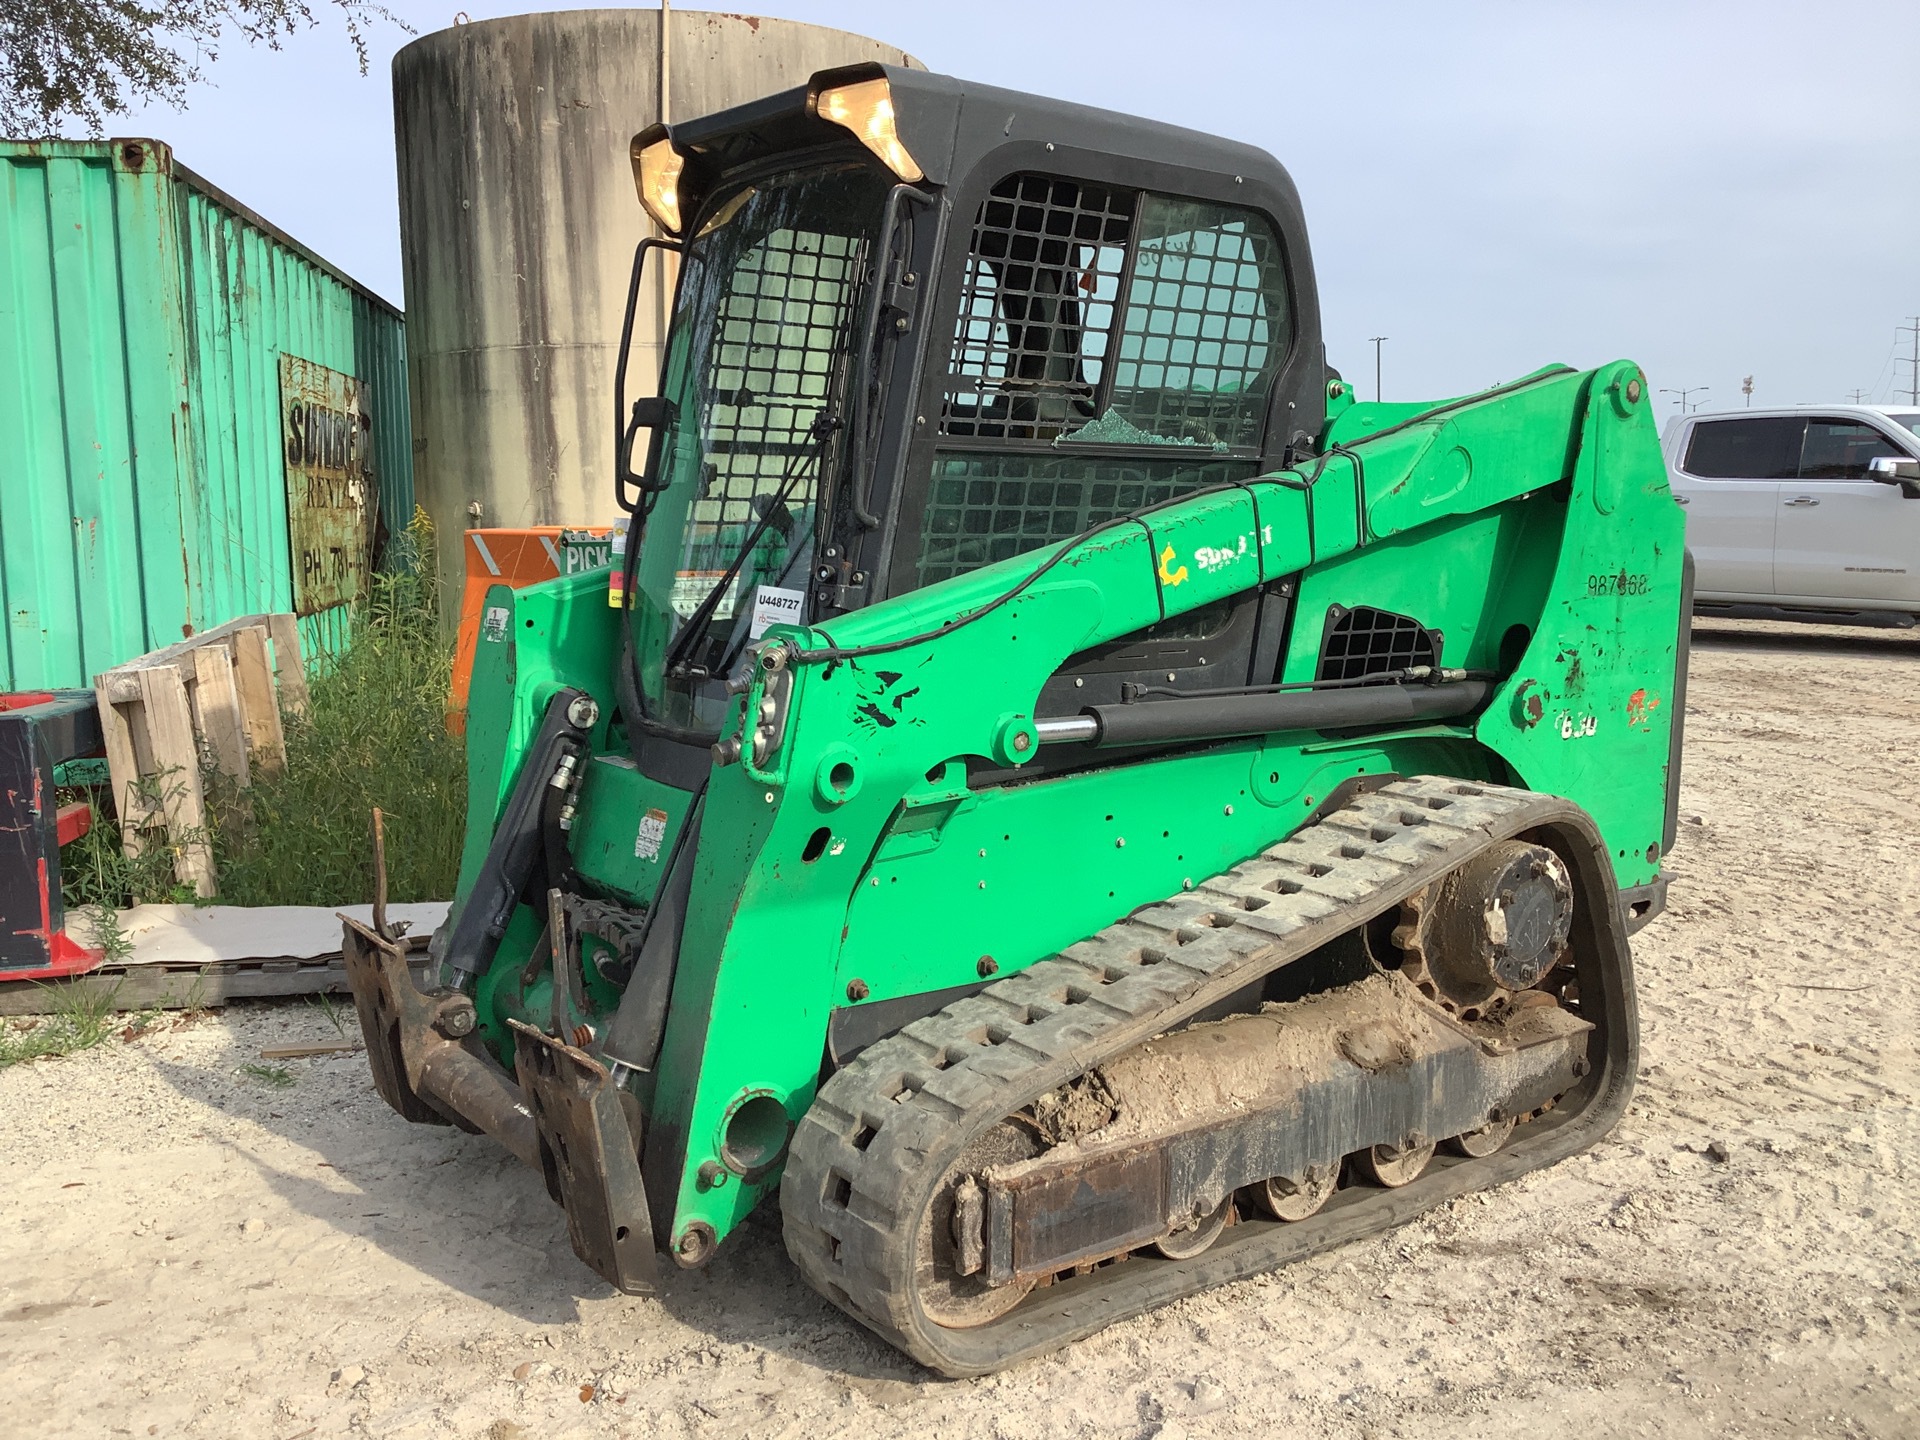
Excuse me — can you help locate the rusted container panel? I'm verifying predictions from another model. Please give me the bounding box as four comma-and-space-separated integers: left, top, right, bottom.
0, 138, 413, 691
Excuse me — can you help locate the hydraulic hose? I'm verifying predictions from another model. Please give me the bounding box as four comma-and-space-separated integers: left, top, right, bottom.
432, 688, 595, 991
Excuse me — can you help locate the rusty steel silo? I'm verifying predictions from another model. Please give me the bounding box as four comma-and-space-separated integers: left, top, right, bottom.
392, 8, 921, 600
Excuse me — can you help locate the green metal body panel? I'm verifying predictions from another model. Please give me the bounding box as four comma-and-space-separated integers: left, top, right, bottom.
451, 573, 683, 922
0, 139, 412, 689
455, 358, 1684, 1261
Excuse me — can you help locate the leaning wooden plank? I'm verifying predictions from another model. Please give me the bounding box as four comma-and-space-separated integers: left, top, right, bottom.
92, 681, 152, 859
266, 612, 312, 720
230, 626, 287, 774
136, 665, 218, 898
190, 645, 251, 784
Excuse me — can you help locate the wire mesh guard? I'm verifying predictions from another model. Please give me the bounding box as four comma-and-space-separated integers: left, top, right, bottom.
940, 177, 1288, 450
676, 224, 868, 613
1315, 606, 1438, 683
941, 174, 1133, 440
915, 455, 1249, 586
1108, 196, 1288, 452
922, 174, 1290, 586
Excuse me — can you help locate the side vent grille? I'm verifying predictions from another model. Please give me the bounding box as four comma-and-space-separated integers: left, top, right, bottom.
1316, 605, 1438, 682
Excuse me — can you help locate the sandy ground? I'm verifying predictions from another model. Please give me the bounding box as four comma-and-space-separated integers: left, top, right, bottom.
2, 616, 1916, 1440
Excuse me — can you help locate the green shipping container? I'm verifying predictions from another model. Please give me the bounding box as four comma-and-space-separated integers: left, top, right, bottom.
0, 137, 413, 691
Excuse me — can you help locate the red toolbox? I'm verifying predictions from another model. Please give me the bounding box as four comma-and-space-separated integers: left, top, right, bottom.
0, 690, 107, 981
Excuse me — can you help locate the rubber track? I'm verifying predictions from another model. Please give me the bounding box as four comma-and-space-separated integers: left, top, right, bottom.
781, 778, 1639, 1376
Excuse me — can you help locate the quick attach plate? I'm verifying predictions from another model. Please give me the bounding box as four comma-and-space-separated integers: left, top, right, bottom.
508, 1020, 658, 1295
342, 916, 546, 1168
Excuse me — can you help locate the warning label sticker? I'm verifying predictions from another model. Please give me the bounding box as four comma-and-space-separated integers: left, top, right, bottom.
481, 605, 509, 643
634, 808, 670, 861
670, 570, 739, 621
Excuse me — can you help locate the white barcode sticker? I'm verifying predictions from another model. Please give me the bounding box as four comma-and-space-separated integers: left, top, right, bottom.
750, 584, 805, 639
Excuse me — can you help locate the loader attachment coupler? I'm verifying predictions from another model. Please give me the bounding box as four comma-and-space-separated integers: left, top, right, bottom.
343, 916, 657, 1295
342, 916, 541, 1168
510, 1021, 659, 1295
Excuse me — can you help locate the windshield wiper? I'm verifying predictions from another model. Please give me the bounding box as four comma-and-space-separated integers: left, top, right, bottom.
662, 409, 839, 680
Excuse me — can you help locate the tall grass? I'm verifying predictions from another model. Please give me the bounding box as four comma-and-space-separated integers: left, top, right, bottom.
59, 775, 198, 922
58, 509, 468, 915
212, 510, 467, 906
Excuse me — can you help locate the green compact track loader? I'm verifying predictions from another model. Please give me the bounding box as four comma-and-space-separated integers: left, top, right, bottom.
345, 64, 1689, 1376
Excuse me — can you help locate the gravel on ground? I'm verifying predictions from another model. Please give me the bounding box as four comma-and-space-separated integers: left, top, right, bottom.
1, 617, 1914, 1439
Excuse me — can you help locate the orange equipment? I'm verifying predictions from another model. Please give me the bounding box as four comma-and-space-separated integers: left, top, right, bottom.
449, 527, 613, 731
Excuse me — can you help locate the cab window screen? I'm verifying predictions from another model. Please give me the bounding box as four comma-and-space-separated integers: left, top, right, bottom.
1095, 196, 1290, 451
922, 175, 1290, 585
917, 453, 1250, 586
1682, 417, 1803, 479
942, 175, 1132, 441
667, 172, 878, 610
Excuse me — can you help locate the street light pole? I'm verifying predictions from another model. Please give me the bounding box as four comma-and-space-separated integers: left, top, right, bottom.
1658, 386, 1710, 414
1369, 336, 1387, 402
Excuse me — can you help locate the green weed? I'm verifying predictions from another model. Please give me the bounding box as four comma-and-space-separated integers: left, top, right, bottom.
71, 902, 132, 963
308, 990, 350, 1038
239, 1063, 295, 1088
58, 771, 203, 914
0, 982, 128, 1066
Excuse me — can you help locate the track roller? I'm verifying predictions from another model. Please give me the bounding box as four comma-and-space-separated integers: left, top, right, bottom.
1248, 1165, 1339, 1222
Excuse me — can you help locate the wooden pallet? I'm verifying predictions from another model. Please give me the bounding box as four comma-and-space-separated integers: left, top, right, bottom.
0, 942, 432, 1015
93, 614, 310, 898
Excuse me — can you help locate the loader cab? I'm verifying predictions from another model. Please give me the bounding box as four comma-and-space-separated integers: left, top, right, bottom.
617, 66, 1326, 752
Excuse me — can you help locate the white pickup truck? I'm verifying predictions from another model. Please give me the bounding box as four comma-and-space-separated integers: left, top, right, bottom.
1664, 404, 1920, 626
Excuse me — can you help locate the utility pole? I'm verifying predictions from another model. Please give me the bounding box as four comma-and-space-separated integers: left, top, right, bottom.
1849, 388, 1870, 404
1369, 336, 1387, 402
1742, 375, 1754, 407
1658, 385, 1709, 414
1900, 318, 1920, 406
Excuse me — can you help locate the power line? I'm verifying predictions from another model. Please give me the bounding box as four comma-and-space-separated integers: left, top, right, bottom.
1898, 317, 1920, 406
1866, 332, 1900, 405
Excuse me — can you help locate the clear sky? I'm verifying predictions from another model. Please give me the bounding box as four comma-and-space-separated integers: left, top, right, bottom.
113, 0, 1920, 415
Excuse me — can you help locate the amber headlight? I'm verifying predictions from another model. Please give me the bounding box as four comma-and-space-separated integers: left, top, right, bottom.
816, 77, 924, 182
632, 134, 686, 234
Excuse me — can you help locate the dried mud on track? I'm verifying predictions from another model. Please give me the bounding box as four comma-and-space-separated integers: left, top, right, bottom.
2, 618, 1916, 1440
